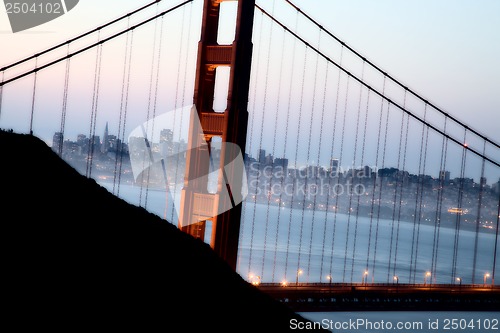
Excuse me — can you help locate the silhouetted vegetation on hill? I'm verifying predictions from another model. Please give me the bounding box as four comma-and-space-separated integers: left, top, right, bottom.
1, 130, 326, 331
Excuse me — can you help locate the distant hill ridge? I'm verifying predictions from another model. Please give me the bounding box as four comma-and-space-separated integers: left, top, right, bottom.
1, 130, 325, 331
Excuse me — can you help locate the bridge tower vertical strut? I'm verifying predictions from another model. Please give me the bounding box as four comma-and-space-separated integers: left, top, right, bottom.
178, 0, 255, 270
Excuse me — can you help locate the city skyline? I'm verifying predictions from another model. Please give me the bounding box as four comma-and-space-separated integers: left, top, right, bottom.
43, 126, 500, 237
49, 124, 500, 189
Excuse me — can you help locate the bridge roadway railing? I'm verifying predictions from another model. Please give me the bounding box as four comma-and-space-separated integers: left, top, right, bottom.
256, 283, 500, 311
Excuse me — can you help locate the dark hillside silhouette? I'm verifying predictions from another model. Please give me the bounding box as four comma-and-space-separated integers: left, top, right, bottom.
1, 130, 327, 332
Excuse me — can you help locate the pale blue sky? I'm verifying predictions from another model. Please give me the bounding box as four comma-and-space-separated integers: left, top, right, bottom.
1, 0, 498, 138
283, 0, 500, 143
1, 0, 499, 181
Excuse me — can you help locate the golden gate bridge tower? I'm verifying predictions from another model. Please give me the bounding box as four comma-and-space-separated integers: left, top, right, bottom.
178, 0, 255, 270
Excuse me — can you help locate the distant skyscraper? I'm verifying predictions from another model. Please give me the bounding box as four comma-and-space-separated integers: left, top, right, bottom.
77, 134, 87, 145
102, 122, 109, 153
439, 170, 450, 183
330, 158, 339, 173
258, 149, 266, 164
77, 134, 89, 155
160, 128, 174, 157
91, 135, 101, 154
265, 153, 274, 165
52, 132, 63, 156
107, 135, 117, 151
160, 128, 173, 144
274, 157, 289, 177
480, 177, 487, 187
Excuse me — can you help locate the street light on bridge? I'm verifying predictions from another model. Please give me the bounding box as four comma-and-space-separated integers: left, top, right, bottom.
362, 270, 369, 285
326, 274, 332, 288
248, 273, 261, 286
296, 269, 303, 285
484, 273, 490, 287
424, 271, 431, 285
456, 277, 462, 287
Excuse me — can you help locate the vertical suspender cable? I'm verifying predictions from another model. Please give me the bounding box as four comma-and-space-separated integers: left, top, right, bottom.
342, 61, 365, 282
59, 44, 72, 157
141, 3, 162, 209
343, 61, 365, 283
431, 118, 448, 281
170, 3, 190, 222
173, 1, 194, 224
415, 118, 430, 282
351, 86, 370, 282
409, 104, 428, 282
410, 104, 430, 283
29, 57, 38, 135
492, 193, 500, 286
152, 16, 168, 219
337, 74, 350, 283
246, 10, 266, 277
472, 141, 487, 283
260, 0, 277, 279
451, 130, 468, 283
86, 31, 103, 179
147, 15, 165, 210
303, 33, 324, 280
393, 113, 410, 282
271, 26, 288, 282
114, 18, 132, 196
282, 15, 300, 283
387, 90, 407, 282
292, 44, 308, 281
366, 76, 386, 277
317, 61, 331, 282
118, 30, 134, 197
0, 71, 4, 120
372, 100, 390, 280
327, 47, 344, 282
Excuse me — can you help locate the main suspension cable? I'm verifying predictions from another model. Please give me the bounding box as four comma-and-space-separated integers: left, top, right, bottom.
253, 4, 500, 168
0, 1, 193, 88
280, 0, 499, 150
0, 0, 165, 72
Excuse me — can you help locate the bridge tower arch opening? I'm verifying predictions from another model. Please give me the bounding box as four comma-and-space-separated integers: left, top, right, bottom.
178, 0, 255, 270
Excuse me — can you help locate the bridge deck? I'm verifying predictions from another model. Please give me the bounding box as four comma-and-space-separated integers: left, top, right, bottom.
257, 283, 500, 312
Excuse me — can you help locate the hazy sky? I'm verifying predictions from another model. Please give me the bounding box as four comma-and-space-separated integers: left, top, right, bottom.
1, 0, 499, 181
286, 0, 500, 144
2, 0, 498, 139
